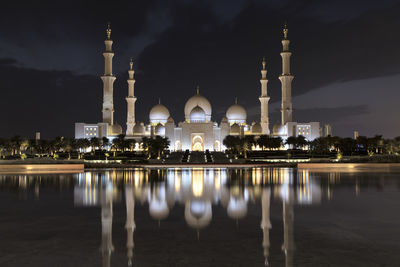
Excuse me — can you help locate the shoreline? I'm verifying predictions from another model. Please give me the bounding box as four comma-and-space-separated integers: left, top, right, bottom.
2, 160, 400, 174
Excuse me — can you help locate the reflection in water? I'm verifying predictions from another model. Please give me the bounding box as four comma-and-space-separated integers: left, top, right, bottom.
73, 168, 317, 266
1, 168, 397, 266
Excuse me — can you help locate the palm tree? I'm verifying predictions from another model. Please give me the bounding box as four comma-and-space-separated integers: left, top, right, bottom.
90, 137, 100, 153
223, 135, 241, 156
112, 134, 126, 152
296, 135, 307, 150
286, 136, 297, 150
102, 137, 110, 150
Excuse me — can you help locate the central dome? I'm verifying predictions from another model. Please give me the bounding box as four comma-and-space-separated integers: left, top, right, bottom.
190, 105, 206, 123
149, 103, 170, 124
184, 89, 212, 122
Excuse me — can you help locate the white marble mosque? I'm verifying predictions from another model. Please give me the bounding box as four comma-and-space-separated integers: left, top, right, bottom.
73, 168, 322, 267
75, 24, 323, 151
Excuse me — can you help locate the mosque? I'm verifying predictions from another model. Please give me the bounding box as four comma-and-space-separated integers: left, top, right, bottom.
75, 24, 322, 150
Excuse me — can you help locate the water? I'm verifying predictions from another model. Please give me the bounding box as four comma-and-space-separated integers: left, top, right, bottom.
0, 168, 399, 267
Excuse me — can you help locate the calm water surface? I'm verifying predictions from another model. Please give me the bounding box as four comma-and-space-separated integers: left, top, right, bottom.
0, 168, 399, 267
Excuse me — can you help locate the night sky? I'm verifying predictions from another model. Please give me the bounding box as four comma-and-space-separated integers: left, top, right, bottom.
1, 0, 399, 139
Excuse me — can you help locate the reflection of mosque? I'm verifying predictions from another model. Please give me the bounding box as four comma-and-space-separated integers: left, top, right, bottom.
73, 168, 322, 266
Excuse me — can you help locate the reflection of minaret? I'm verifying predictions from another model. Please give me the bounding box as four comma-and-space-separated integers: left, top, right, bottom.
282, 189, 295, 267
279, 23, 294, 125
259, 57, 270, 134
261, 188, 271, 266
125, 185, 136, 266
101, 181, 114, 267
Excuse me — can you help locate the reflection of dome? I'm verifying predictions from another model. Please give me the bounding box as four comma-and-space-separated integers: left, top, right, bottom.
149, 199, 169, 220
230, 123, 240, 135
184, 200, 212, 229
190, 106, 206, 123
184, 91, 212, 121
251, 122, 262, 134
133, 123, 145, 135
155, 123, 166, 136
110, 123, 122, 135
227, 197, 248, 219
226, 104, 247, 124
150, 104, 170, 124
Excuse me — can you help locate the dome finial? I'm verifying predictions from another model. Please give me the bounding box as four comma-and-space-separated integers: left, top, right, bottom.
235, 97, 238, 104
106, 22, 111, 40
262, 57, 266, 70
158, 97, 161, 104
129, 58, 133, 70
283, 21, 288, 39
196, 85, 200, 95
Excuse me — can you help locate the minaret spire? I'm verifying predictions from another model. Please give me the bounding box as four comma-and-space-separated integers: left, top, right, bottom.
279, 23, 294, 125
126, 58, 137, 136
196, 85, 200, 95
259, 57, 270, 134
102, 23, 116, 126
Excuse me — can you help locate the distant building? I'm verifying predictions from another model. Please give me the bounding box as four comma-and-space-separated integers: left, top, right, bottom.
354, 131, 359, 140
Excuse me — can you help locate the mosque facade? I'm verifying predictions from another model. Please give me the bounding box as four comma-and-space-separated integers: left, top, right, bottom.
75, 24, 322, 150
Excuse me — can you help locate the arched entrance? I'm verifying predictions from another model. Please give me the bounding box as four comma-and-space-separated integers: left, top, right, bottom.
191, 134, 204, 151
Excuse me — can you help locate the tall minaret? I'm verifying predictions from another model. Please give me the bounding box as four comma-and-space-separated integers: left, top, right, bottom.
279, 23, 294, 125
259, 57, 270, 134
102, 23, 116, 125
126, 59, 137, 135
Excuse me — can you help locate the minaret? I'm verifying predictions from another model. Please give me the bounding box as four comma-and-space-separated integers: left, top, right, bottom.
260, 188, 272, 266
259, 57, 270, 134
125, 185, 136, 266
126, 59, 137, 135
279, 23, 294, 125
102, 23, 116, 125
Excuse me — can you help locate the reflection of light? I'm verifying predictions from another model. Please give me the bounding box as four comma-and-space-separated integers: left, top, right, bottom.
214, 170, 221, 191
192, 169, 204, 197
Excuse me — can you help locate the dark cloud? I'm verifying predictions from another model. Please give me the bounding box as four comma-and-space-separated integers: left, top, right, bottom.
0, 58, 99, 139
0, 0, 399, 138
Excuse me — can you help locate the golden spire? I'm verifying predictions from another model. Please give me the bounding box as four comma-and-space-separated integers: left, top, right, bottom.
106, 22, 111, 40
235, 97, 238, 104
158, 97, 161, 104
262, 57, 266, 70
283, 22, 288, 39
129, 58, 133, 70
196, 85, 200, 95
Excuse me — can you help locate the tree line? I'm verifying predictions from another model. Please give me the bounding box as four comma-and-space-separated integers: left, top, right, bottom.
223, 134, 398, 158
0, 134, 170, 160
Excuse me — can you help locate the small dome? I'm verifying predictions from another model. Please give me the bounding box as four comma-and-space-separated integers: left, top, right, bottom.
251, 122, 262, 134
221, 116, 228, 123
190, 105, 206, 123
110, 123, 122, 135
167, 116, 174, 123
184, 90, 212, 121
149, 103, 170, 124
273, 123, 285, 135
230, 123, 241, 135
155, 123, 165, 136
149, 199, 169, 220
226, 103, 247, 124
133, 123, 145, 135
